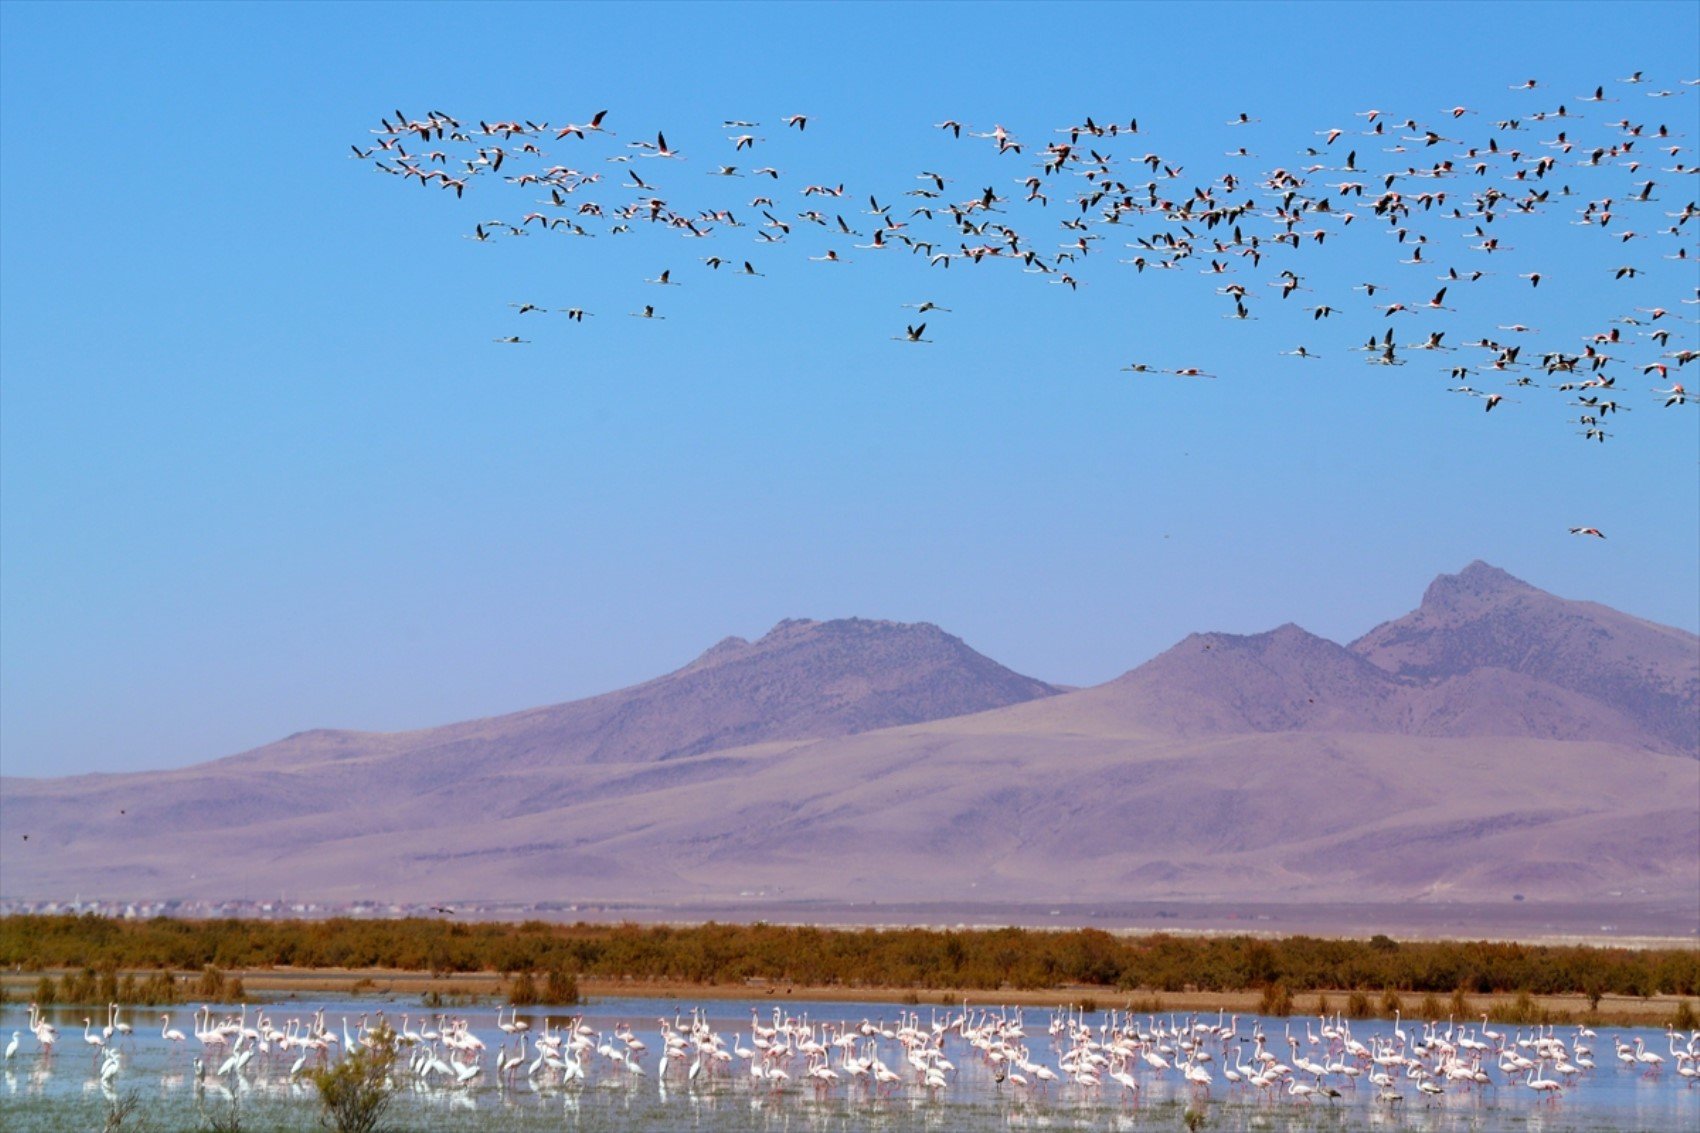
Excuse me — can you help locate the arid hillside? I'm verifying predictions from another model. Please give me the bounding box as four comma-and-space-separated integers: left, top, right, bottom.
3, 564, 1694, 926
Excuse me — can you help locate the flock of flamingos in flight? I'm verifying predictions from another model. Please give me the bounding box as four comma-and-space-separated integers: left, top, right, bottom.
12, 999, 1700, 1116
350, 72, 1698, 536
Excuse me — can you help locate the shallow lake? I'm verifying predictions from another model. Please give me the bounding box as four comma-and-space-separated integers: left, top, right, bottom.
2, 997, 1695, 1131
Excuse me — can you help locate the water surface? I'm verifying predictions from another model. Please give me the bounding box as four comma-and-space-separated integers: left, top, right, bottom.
2, 997, 1693, 1131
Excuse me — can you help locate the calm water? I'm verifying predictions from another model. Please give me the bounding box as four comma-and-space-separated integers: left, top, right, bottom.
1, 997, 1695, 1131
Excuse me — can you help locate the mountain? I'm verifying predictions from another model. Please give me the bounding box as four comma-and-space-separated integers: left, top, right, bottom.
216, 616, 1059, 779
1351, 561, 1699, 755
1, 617, 1062, 860
2, 565, 1695, 926
1085, 623, 1404, 736
1063, 561, 1696, 755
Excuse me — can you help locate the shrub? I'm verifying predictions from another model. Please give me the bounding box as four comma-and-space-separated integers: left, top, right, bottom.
200, 1095, 244, 1132
422, 986, 476, 1008
1672, 1000, 1698, 1031
196, 966, 227, 999
1497, 990, 1545, 1025
1345, 991, 1372, 1018
543, 967, 580, 1005
305, 1022, 398, 1133
1258, 984, 1294, 1017
507, 971, 539, 1006
101, 1090, 145, 1132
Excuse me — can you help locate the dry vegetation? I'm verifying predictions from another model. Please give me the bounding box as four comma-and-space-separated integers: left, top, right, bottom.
3, 914, 1696, 1027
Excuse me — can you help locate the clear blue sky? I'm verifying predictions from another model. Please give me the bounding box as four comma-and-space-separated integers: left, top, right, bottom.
3, 1, 1696, 778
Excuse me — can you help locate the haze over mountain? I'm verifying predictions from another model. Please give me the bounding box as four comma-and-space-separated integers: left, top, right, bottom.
3, 563, 1695, 929
217, 616, 1058, 779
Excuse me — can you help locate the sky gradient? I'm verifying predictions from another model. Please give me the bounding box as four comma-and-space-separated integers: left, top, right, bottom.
2, 1, 1697, 778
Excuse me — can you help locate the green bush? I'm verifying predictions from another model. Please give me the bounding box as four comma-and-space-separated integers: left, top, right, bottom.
304, 1022, 398, 1133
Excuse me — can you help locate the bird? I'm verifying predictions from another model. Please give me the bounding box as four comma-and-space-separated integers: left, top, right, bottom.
554, 109, 610, 140
1569, 526, 1606, 538
350, 74, 1691, 464
643, 131, 683, 159
893, 323, 931, 343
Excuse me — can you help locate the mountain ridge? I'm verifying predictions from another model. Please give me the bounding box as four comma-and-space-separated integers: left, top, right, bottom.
2, 563, 1694, 916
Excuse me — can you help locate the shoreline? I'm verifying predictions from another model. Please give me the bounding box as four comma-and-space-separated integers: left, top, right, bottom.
6, 968, 1692, 1027
9, 896, 1697, 945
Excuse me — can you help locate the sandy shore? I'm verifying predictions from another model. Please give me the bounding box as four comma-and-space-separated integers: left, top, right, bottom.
6, 968, 1691, 1027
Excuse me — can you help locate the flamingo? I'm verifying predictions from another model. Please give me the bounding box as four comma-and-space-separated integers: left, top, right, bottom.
1526, 1064, 1563, 1097
639, 131, 683, 160
30, 1004, 58, 1052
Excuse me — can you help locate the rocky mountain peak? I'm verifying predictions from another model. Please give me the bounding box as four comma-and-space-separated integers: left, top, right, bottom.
1417, 560, 1535, 614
